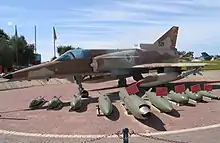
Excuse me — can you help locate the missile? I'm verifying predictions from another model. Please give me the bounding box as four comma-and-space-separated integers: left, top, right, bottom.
29, 96, 46, 109
144, 90, 173, 113
47, 96, 63, 110
98, 94, 113, 116
69, 95, 82, 111
197, 91, 220, 100
167, 90, 189, 104
119, 88, 151, 120
197, 84, 220, 100
185, 88, 203, 102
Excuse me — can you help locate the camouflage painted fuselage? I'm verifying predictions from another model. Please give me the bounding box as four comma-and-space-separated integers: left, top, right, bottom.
3, 47, 179, 81
3, 26, 180, 81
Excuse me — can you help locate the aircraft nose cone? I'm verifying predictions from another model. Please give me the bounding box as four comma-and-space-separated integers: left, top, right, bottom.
2, 73, 13, 79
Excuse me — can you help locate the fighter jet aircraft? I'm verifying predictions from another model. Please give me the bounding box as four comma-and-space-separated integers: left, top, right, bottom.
2, 26, 212, 98
201, 52, 213, 61
192, 52, 220, 61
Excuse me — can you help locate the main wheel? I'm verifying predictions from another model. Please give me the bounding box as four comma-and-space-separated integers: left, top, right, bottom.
118, 78, 127, 87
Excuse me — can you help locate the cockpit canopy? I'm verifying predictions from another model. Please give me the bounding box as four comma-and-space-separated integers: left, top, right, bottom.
56, 51, 73, 61
54, 48, 91, 61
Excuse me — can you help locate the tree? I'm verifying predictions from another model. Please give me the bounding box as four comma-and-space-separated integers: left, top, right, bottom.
0, 28, 36, 72
0, 29, 13, 68
57, 45, 75, 56
0, 29, 9, 40
177, 51, 194, 58
185, 51, 194, 58
10, 35, 35, 66
0, 39, 13, 68
177, 51, 186, 56
24, 44, 35, 65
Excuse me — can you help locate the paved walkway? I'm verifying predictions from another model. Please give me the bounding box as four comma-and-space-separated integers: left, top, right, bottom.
0, 126, 220, 143
0, 78, 73, 91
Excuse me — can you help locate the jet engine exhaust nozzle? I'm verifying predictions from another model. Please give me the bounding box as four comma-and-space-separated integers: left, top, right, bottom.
139, 105, 151, 118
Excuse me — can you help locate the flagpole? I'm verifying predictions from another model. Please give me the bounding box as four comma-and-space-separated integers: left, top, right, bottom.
34, 25, 37, 53
53, 36, 56, 58
53, 26, 57, 58
15, 25, 18, 67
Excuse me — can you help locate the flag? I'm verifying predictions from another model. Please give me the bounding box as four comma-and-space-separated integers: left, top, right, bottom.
156, 87, 168, 96
204, 84, 213, 91
190, 84, 201, 93
174, 84, 186, 93
15, 25, 18, 38
53, 26, 57, 41
125, 83, 139, 95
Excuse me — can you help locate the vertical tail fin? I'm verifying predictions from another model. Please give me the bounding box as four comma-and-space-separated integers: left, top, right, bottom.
153, 26, 179, 50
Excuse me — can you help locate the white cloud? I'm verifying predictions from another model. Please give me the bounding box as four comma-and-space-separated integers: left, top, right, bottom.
7, 22, 13, 26
115, 1, 188, 14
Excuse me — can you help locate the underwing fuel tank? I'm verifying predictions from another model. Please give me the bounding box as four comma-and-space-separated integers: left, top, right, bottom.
185, 88, 203, 101
69, 95, 82, 111
144, 90, 173, 113
119, 89, 151, 120
197, 91, 220, 99
98, 94, 113, 116
168, 90, 189, 104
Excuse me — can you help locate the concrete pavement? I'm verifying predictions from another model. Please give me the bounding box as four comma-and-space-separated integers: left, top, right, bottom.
0, 78, 73, 91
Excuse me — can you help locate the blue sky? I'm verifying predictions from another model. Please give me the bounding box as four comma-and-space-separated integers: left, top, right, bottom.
1, 0, 220, 62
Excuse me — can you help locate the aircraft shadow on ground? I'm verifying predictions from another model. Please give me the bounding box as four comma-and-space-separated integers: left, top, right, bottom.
0, 117, 28, 121
137, 113, 166, 131
0, 108, 29, 114
0, 106, 50, 115
106, 104, 120, 121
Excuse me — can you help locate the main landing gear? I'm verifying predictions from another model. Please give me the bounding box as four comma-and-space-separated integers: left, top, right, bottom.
118, 78, 127, 87
74, 76, 89, 98
74, 76, 127, 97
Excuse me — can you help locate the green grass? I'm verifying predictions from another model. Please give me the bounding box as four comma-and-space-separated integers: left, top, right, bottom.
181, 61, 220, 70
201, 61, 220, 70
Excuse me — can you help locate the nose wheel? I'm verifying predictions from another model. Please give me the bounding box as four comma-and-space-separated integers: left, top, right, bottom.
79, 90, 89, 98
74, 75, 90, 98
